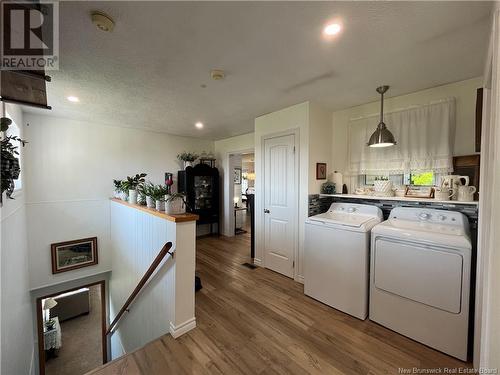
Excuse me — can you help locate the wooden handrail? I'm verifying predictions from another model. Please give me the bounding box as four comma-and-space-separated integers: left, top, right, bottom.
105, 242, 174, 336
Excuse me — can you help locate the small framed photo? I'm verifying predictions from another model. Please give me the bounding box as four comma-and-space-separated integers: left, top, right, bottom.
51, 237, 98, 274
316, 163, 327, 180
405, 186, 434, 199
234, 167, 242, 184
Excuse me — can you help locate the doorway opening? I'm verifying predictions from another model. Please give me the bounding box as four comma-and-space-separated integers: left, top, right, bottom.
227, 150, 255, 261
36, 281, 107, 375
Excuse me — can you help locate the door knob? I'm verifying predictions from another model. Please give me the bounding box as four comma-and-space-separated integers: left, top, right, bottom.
264, 209, 270, 213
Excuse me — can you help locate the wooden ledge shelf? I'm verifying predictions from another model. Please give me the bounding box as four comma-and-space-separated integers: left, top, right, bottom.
110, 198, 199, 223
320, 194, 479, 206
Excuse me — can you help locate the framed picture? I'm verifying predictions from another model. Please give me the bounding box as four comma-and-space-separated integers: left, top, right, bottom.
51, 237, 98, 274
234, 167, 242, 184
405, 186, 434, 198
316, 163, 327, 180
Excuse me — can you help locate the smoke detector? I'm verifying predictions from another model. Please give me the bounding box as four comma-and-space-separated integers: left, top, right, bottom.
211, 69, 225, 81
91, 11, 115, 32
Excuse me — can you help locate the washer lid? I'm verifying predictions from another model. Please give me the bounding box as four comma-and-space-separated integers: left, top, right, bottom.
309, 212, 377, 228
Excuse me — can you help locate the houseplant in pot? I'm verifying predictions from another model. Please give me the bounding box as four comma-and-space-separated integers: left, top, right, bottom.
1, 130, 26, 204
177, 152, 198, 170
165, 192, 186, 214
142, 182, 156, 208
136, 182, 147, 205
121, 173, 147, 204
113, 179, 122, 198
151, 184, 169, 211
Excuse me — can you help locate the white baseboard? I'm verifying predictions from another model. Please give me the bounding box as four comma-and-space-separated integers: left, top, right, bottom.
169, 317, 196, 338
253, 258, 262, 266
295, 274, 304, 284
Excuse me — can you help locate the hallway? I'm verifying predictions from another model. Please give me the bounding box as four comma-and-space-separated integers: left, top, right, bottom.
88, 234, 470, 375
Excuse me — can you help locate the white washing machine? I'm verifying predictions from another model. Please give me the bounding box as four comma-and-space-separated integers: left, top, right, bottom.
369, 207, 472, 361
305, 203, 383, 320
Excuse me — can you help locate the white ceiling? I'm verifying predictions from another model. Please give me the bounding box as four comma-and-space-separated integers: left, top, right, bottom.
28, 1, 493, 140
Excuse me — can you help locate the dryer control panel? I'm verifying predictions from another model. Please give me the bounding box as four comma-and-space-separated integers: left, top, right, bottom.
388, 207, 469, 228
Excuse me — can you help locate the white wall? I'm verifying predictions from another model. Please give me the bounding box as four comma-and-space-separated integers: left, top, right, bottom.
23, 113, 213, 289
331, 77, 483, 190
0, 104, 35, 375
214, 133, 254, 236
309, 102, 333, 194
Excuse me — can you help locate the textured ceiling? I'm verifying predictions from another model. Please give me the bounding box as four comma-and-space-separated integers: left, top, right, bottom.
26, 1, 493, 140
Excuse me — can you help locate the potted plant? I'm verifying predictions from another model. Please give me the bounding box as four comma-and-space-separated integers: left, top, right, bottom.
151, 184, 169, 211
165, 192, 186, 214
1, 128, 26, 204
136, 182, 147, 205
177, 152, 199, 170
113, 179, 122, 198
142, 182, 156, 208
121, 173, 147, 204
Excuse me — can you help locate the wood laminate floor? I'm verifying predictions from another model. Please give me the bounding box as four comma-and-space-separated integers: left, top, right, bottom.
88, 232, 471, 375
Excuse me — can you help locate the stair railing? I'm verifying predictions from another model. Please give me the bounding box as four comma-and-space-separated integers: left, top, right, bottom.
105, 242, 174, 337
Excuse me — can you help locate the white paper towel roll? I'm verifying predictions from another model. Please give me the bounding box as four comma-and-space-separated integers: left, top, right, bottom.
332, 171, 343, 194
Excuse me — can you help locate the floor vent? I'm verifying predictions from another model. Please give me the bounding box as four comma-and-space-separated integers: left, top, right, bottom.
242, 262, 257, 269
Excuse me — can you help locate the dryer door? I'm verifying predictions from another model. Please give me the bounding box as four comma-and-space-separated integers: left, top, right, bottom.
373, 238, 463, 314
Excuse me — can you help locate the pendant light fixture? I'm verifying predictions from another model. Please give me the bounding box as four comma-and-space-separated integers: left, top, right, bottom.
367, 85, 396, 148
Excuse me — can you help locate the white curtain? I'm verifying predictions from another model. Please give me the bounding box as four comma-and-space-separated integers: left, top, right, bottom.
348, 98, 456, 176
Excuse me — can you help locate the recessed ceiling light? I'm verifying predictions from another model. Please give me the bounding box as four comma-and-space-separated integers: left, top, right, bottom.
91, 11, 115, 32
323, 22, 342, 36
67, 96, 79, 103
195, 122, 204, 129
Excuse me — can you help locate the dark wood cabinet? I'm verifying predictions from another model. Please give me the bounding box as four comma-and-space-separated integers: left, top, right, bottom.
178, 164, 219, 234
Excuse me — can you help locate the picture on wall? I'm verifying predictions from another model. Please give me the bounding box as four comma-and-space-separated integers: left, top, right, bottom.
316, 163, 327, 180
234, 167, 242, 184
51, 237, 98, 274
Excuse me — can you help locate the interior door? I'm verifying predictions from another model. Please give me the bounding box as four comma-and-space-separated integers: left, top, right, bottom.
263, 134, 297, 278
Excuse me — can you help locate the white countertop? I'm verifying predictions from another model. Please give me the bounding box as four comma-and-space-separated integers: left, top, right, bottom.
320, 193, 479, 206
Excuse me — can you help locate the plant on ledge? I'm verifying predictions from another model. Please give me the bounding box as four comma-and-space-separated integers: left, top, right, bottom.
165, 192, 186, 214
150, 184, 169, 211
142, 182, 156, 208
121, 173, 147, 205
113, 179, 123, 199
1, 127, 27, 204
177, 152, 199, 170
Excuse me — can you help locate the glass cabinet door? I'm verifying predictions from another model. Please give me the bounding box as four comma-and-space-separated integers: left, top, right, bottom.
194, 176, 213, 210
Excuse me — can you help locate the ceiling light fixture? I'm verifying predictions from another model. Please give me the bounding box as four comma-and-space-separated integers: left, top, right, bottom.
67, 96, 80, 103
195, 122, 204, 129
91, 11, 115, 32
323, 22, 342, 36
211, 69, 225, 80
367, 85, 397, 148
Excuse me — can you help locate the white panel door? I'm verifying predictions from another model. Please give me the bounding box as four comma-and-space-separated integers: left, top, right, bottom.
263, 134, 297, 278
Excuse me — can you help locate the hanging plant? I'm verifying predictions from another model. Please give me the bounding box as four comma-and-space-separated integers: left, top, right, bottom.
1, 129, 27, 204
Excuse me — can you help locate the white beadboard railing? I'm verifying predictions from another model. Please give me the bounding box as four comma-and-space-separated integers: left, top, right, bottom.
109, 200, 197, 359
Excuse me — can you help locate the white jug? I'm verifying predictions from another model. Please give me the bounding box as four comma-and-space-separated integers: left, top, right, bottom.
457, 185, 476, 202
440, 175, 470, 200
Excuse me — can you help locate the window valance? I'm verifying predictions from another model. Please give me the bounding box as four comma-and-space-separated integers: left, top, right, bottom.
347, 98, 456, 176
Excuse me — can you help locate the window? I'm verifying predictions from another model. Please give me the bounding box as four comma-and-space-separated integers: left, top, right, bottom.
410, 171, 434, 186
364, 174, 404, 186
362, 171, 435, 187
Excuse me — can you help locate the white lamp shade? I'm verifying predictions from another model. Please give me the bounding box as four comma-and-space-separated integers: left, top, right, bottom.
43, 298, 58, 310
